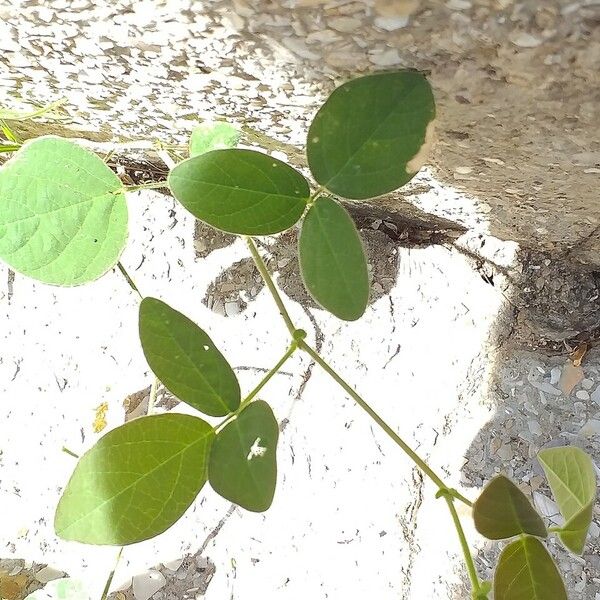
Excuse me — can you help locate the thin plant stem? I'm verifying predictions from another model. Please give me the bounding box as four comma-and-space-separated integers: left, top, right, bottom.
443, 496, 481, 593
244, 223, 480, 593
0, 98, 67, 121
62, 446, 79, 459
122, 181, 168, 192
147, 376, 159, 415
308, 185, 326, 205
100, 546, 123, 600
298, 340, 472, 504
116, 261, 143, 300
215, 343, 298, 433
245, 237, 296, 335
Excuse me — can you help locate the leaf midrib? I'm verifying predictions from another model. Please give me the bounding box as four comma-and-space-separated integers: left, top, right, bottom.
57, 429, 212, 535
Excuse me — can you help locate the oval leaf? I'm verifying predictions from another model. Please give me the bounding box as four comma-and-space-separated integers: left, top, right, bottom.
299, 196, 369, 321
538, 446, 596, 554
55, 414, 214, 545
139, 297, 240, 417
307, 71, 436, 200
189, 121, 241, 157
494, 536, 567, 600
209, 400, 278, 512
0, 136, 128, 285
473, 475, 547, 540
168, 148, 309, 235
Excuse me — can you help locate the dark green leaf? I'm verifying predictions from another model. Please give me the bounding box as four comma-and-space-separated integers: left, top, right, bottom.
473, 475, 547, 540
307, 70, 436, 200
189, 121, 241, 157
168, 149, 309, 235
139, 297, 240, 417
299, 196, 369, 321
0, 136, 127, 285
494, 536, 567, 600
538, 446, 596, 554
209, 400, 278, 512
55, 414, 214, 545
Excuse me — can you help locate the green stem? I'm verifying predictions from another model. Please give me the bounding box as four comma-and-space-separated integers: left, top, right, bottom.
148, 376, 160, 415
0, 98, 67, 121
443, 496, 481, 594
216, 343, 298, 432
245, 237, 296, 335
298, 340, 466, 498
122, 181, 168, 192
308, 185, 326, 205
116, 261, 143, 300
62, 446, 80, 459
246, 231, 479, 592
100, 546, 123, 600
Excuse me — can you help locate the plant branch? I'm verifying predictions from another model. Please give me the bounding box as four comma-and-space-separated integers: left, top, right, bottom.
0, 98, 67, 121
246, 237, 296, 335
122, 181, 168, 192
100, 546, 123, 600
147, 376, 160, 415
443, 495, 481, 594
116, 261, 143, 300
298, 340, 467, 497
216, 343, 298, 432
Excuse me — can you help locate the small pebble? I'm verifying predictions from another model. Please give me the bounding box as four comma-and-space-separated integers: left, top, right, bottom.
581, 378, 594, 390
576, 390, 590, 400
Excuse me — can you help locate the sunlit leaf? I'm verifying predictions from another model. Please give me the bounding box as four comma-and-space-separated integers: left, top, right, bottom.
209, 400, 278, 512
538, 446, 596, 554
307, 71, 435, 200
299, 196, 369, 321
494, 536, 566, 600
0, 136, 128, 285
55, 414, 214, 545
189, 121, 241, 157
473, 475, 547, 540
168, 149, 309, 235
139, 297, 240, 417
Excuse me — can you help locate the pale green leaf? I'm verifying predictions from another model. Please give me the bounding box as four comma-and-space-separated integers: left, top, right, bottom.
307, 71, 435, 200
0, 136, 127, 285
168, 148, 309, 235
139, 297, 240, 417
55, 414, 214, 545
299, 196, 369, 321
189, 121, 241, 157
473, 475, 547, 540
494, 536, 566, 600
209, 400, 278, 512
538, 446, 596, 554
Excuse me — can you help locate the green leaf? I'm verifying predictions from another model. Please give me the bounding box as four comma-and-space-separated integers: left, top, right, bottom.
299, 196, 369, 321
494, 536, 567, 600
473, 475, 547, 540
538, 446, 597, 554
189, 121, 241, 157
139, 297, 240, 417
307, 70, 436, 200
168, 148, 309, 235
55, 414, 214, 545
0, 136, 127, 285
209, 400, 279, 512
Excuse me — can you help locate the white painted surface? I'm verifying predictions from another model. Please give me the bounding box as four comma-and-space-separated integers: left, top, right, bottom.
1, 187, 512, 599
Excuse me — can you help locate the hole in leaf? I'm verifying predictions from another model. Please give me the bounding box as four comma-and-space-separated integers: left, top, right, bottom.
247, 437, 267, 461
